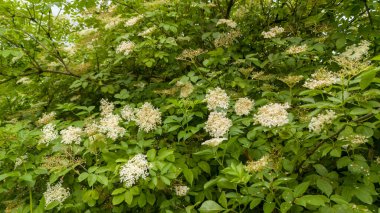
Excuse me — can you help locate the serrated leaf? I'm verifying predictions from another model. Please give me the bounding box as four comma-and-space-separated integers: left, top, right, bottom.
183, 168, 194, 185
112, 194, 125, 205
78, 172, 89, 182
87, 174, 97, 187
198, 200, 225, 213
293, 182, 310, 197
264, 202, 275, 213
249, 198, 262, 209
295, 195, 329, 207
97, 175, 108, 185
218, 192, 227, 208
317, 178, 333, 196
125, 190, 133, 205
112, 188, 126, 195
199, 161, 211, 174
313, 164, 328, 176
280, 202, 292, 213
355, 188, 373, 204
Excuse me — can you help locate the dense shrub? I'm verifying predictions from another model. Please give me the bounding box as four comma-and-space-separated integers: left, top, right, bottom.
0, 0, 380, 212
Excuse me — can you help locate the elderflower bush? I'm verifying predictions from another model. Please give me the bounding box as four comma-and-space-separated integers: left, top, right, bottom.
1, 0, 380, 213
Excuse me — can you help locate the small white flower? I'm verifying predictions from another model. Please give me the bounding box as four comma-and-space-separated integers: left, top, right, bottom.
174, 185, 190, 196
39, 123, 58, 145
119, 154, 149, 187
253, 103, 290, 127
262, 26, 284, 38
201, 138, 227, 147
204, 112, 232, 138
120, 105, 135, 122
43, 182, 70, 207
60, 126, 82, 145
205, 87, 229, 111
308, 110, 336, 133
234, 98, 254, 116
116, 41, 135, 56
134, 102, 162, 132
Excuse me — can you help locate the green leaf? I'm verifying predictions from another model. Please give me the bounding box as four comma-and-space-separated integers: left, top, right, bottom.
280, 202, 292, 213
293, 182, 310, 197
316, 178, 333, 196
138, 193, 146, 207
330, 195, 348, 204
355, 188, 373, 204
198, 200, 225, 213
97, 175, 108, 185
88, 174, 97, 187
125, 190, 134, 205
198, 161, 211, 174
183, 168, 194, 185
336, 156, 351, 169
45, 200, 60, 210
247, 130, 256, 140
371, 55, 380, 60
112, 194, 125, 205
294, 195, 329, 207
264, 202, 275, 213
111, 188, 126, 195
249, 198, 262, 209
336, 37, 346, 49
218, 192, 227, 208
313, 164, 328, 176
78, 172, 89, 182
359, 68, 379, 89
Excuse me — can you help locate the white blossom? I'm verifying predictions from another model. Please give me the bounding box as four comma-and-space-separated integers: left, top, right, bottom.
261, 26, 284, 38
286, 44, 308, 54
174, 185, 190, 196
39, 123, 58, 145
43, 182, 70, 207
134, 102, 162, 132
100, 99, 115, 116
119, 154, 149, 187
216, 19, 237, 28
234, 98, 254, 116
205, 87, 229, 111
37, 112, 56, 126
120, 105, 135, 122
308, 110, 337, 133
204, 112, 232, 138
116, 41, 135, 56
245, 155, 270, 173
124, 15, 143, 27
60, 126, 82, 145
253, 103, 290, 127
138, 26, 156, 37
201, 138, 227, 147
14, 155, 28, 169
99, 114, 125, 140
303, 68, 340, 89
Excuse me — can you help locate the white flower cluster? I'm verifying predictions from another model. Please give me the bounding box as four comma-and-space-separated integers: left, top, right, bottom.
100, 99, 115, 116
43, 182, 70, 207
124, 15, 143, 27
216, 19, 237, 28
174, 185, 190, 196
37, 112, 56, 126
134, 102, 162, 132
308, 110, 336, 133
261, 26, 284, 38
245, 155, 270, 173
234, 98, 254, 116
204, 111, 232, 138
120, 105, 135, 122
340, 134, 368, 146
138, 26, 156, 37
205, 87, 229, 110
14, 155, 28, 169
303, 68, 340, 89
119, 154, 149, 187
286, 44, 308, 54
39, 123, 58, 145
254, 103, 290, 127
339, 40, 370, 61
99, 114, 126, 140
104, 15, 123, 29
201, 138, 227, 147
176, 82, 194, 98
16, 77, 32, 85
60, 126, 82, 145
116, 41, 135, 56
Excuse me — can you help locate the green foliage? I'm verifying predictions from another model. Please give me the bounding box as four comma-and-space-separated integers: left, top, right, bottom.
1, 0, 380, 212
